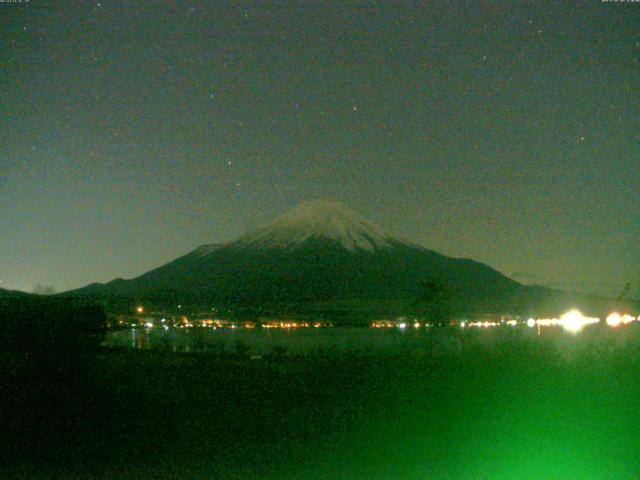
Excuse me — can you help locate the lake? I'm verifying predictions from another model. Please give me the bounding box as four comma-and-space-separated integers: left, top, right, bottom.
102, 323, 637, 358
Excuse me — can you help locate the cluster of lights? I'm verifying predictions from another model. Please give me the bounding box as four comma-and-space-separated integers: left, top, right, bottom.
467, 321, 499, 328
191, 319, 252, 329
371, 320, 427, 329
371, 320, 396, 328
129, 314, 331, 330
395, 322, 426, 329
262, 321, 309, 329
527, 309, 599, 334
261, 321, 329, 329
606, 312, 637, 328
134, 306, 638, 334
464, 320, 518, 328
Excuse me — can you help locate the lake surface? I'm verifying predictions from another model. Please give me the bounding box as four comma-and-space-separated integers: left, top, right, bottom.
103, 324, 635, 357
105, 326, 439, 355
7, 324, 640, 479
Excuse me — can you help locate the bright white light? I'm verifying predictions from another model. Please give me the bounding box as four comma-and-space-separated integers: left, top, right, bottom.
145, 322, 153, 328
528, 310, 598, 333
413, 322, 421, 328
136, 306, 144, 313
398, 323, 407, 329
559, 310, 584, 333
607, 312, 636, 327
607, 312, 622, 327
460, 321, 466, 328
558, 309, 599, 334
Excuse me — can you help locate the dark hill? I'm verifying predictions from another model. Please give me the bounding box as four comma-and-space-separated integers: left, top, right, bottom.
64, 201, 629, 320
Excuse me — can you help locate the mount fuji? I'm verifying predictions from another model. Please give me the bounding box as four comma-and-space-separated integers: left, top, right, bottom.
68, 200, 568, 320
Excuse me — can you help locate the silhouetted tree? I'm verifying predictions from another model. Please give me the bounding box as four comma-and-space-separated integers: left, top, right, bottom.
33, 283, 57, 295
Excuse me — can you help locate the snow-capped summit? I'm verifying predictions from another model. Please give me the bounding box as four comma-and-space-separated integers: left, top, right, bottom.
235, 200, 399, 252
67, 198, 544, 319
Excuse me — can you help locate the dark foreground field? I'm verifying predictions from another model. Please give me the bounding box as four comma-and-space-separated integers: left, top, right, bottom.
2, 329, 640, 480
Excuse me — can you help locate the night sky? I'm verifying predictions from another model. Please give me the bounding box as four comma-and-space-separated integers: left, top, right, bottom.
1, 1, 638, 297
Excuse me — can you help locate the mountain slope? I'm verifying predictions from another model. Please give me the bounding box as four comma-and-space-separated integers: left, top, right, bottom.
67, 200, 613, 318
0, 287, 32, 298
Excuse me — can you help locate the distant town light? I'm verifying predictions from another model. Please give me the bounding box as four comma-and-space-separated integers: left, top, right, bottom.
136, 306, 144, 313
607, 312, 622, 328
558, 309, 599, 334
621, 314, 635, 324
529, 310, 598, 333
606, 312, 635, 327
467, 321, 499, 328
559, 310, 584, 333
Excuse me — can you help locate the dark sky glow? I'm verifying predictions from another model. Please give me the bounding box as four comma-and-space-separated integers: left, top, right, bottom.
1, 1, 638, 296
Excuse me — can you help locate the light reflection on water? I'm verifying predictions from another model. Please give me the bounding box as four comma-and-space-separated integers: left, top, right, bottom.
103, 323, 637, 357
107, 327, 438, 355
